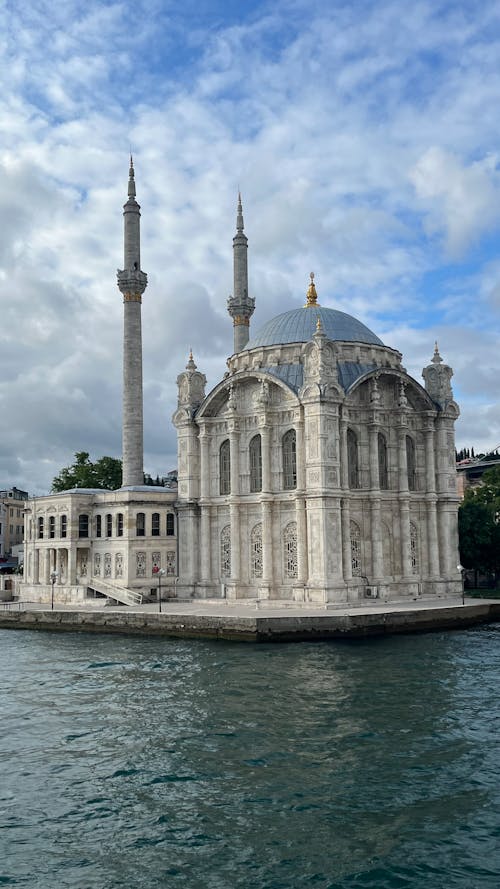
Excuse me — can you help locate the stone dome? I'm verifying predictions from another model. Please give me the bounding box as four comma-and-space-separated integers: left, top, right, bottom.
245, 305, 384, 350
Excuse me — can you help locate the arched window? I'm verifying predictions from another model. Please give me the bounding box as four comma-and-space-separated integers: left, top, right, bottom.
166, 513, 175, 536
282, 429, 297, 490
38, 517, 44, 539
406, 436, 416, 491
250, 523, 263, 578
347, 429, 359, 489
60, 515, 67, 539
378, 432, 388, 490
350, 520, 362, 576
152, 513, 160, 536
283, 521, 298, 578
220, 440, 231, 495
410, 522, 419, 574
78, 514, 89, 538
136, 512, 145, 537
106, 514, 112, 537
95, 515, 102, 538
49, 516, 55, 539
221, 525, 231, 577
249, 435, 262, 493
116, 513, 124, 537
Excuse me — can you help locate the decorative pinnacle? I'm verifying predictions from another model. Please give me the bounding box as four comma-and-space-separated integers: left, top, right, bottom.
236, 192, 244, 233
186, 348, 197, 371
304, 272, 319, 308
316, 316, 322, 332
432, 341, 443, 364
128, 155, 136, 199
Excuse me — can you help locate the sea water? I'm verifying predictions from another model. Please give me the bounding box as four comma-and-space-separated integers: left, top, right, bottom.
1, 626, 499, 888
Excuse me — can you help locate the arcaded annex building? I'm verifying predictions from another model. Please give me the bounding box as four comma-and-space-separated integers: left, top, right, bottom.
22, 163, 462, 607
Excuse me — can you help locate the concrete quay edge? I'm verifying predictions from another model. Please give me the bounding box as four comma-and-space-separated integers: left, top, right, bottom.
0, 599, 499, 642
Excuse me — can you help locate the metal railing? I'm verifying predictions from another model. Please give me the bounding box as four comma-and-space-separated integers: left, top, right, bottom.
86, 578, 142, 606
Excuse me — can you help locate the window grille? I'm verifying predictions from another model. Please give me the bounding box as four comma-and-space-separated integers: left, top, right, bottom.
249, 435, 262, 492
220, 525, 231, 577
347, 429, 359, 489
350, 521, 362, 576
283, 521, 298, 578
220, 440, 231, 495
282, 429, 297, 490
250, 523, 263, 578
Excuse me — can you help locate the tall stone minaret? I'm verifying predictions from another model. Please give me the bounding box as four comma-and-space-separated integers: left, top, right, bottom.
227, 193, 255, 352
117, 157, 148, 487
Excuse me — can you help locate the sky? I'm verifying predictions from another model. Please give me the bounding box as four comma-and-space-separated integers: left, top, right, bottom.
1, 0, 500, 495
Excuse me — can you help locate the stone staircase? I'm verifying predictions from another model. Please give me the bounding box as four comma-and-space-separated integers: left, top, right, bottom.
87, 577, 142, 606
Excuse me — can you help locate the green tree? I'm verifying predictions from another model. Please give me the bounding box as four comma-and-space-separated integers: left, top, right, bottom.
459, 467, 500, 578
52, 452, 122, 492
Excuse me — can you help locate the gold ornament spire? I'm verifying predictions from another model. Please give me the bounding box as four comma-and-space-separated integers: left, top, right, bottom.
304, 272, 319, 307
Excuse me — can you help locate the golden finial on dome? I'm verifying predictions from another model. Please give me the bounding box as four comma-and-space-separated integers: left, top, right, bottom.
304, 272, 319, 308
316, 316, 322, 332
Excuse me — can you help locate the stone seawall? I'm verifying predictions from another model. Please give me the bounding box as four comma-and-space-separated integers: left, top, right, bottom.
0, 601, 499, 642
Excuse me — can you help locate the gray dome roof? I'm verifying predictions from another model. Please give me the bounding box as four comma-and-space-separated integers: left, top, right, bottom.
246, 306, 383, 349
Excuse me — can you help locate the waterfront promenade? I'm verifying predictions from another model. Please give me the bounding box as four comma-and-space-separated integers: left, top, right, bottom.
0, 596, 499, 642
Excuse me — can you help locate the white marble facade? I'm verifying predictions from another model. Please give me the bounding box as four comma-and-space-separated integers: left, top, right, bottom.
174, 324, 461, 605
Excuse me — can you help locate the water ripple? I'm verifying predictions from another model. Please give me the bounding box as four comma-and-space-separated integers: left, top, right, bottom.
1, 629, 500, 887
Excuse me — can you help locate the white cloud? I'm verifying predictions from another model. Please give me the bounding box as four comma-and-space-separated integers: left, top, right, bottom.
0, 0, 499, 492
410, 147, 500, 256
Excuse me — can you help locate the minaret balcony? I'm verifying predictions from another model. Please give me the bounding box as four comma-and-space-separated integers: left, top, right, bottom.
117, 268, 148, 296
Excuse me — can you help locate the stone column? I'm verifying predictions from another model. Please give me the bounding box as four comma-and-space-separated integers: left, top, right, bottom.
398, 426, 411, 576
371, 500, 383, 579
341, 498, 352, 582
426, 500, 440, 577
261, 426, 271, 493
340, 418, 349, 490
369, 425, 379, 490
198, 507, 211, 586
67, 546, 77, 585
261, 500, 273, 591
295, 496, 308, 584
34, 549, 40, 584
296, 415, 306, 491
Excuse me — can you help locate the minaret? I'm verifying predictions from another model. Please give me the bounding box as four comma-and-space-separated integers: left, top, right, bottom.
117, 157, 148, 487
227, 193, 255, 352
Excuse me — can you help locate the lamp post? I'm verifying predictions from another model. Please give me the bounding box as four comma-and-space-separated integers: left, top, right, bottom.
157, 568, 166, 613
457, 564, 465, 605
50, 569, 59, 610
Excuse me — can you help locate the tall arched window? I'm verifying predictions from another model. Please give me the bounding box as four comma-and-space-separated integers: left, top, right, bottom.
250, 523, 263, 578
38, 517, 44, 539
152, 513, 160, 536
220, 525, 231, 577
283, 521, 298, 578
166, 513, 175, 536
406, 435, 416, 491
60, 515, 67, 539
378, 432, 388, 489
410, 522, 418, 574
106, 514, 112, 537
347, 429, 359, 489
49, 516, 55, 539
282, 429, 297, 490
219, 440, 231, 495
95, 515, 102, 538
116, 513, 124, 537
136, 512, 145, 536
78, 514, 89, 538
249, 435, 262, 493
350, 520, 362, 576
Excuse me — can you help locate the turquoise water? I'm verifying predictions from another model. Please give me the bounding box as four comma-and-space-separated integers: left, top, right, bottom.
1, 627, 500, 888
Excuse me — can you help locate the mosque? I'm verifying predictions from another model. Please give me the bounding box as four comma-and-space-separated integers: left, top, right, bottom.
22, 162, 462, 607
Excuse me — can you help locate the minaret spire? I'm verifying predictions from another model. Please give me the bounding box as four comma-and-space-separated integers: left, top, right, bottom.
117, 159, 148, 487
227, 192, 255, 353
